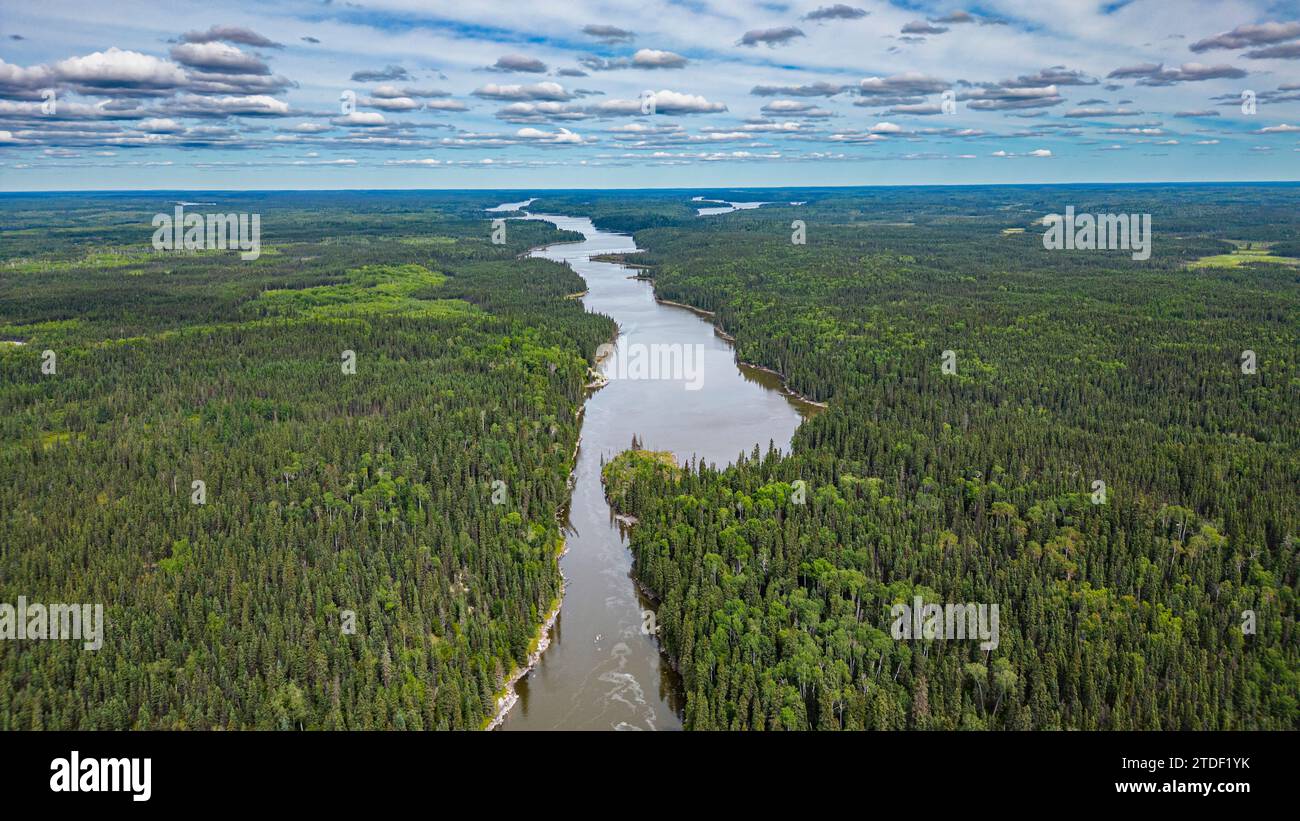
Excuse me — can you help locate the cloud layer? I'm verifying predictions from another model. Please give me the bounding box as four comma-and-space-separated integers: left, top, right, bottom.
0, 1, 1295, 186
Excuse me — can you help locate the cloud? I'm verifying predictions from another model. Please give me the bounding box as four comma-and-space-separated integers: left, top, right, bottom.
515, 126, 586, 144
0, 57, 55, 98
760, 100, 832, 117
582, 24, 634, 43
581, 49, 688, 70
825, 128, 887, 143
1245, 42, 1300, 59
179, 25, 282, 49
1107, 62, 1247, 85
174, 124, 241, 145
473, 81, 574, 101
6, 7, 1288, 176
992, 148, 1050, 157
184, 71, 294, 96
608, 122, 681, 133
424, 99, 468, 112
886, 102, 945, 115
593, 89, 726, 115
363, 95, 421, 111
371, 85, 450, 99
350, 65, 410, 83
169, 42, 270, 75
438, 133, 519, 149
751, 81, 848, 97
137, 117, 183, 133
52, 48, 189, 95
631, 49, 687, 69
1189, 21, 1300, 51
1064, 107, 1143, 117
738, 27, 805, 47
495, 101, 589, 123
1241, 83, 1300, 103
721, 120, 806, 133
858, 73, 949, 97
331, 111, 387, 127
959, 83, 1064, 110
1004, 67, 1097, 87
803, 5, 868, 21
491, 54, 548, 73
168, 93, 291, 117
1106, 62, 1159, 78
901, 21, 948, 35
605, 122, 686, 146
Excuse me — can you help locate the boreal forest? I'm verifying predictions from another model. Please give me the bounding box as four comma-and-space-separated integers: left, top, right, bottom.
0, 192, 612, 729
1, 185, 1296, 731
587, 184, 1299, 730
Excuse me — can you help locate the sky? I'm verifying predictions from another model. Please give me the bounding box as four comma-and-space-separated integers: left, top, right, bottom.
1, 0, 1298, 190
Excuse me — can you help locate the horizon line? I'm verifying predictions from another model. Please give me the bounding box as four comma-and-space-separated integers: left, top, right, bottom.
3, 179, 1298, 195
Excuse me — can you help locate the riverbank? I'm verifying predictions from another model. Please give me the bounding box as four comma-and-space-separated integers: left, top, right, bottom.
602, 472, 680, 679
738, 359, 829, 410
486, 317, 617, 729
655, 297, 829, 411
484, 577, 565, 731
591, 253, 650, 269
585, 327, 619, 388
655, 297, 715, 318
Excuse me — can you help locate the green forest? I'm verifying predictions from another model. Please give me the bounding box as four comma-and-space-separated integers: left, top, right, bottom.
1, 185, 1296, 731
595, 185, 1299, 730
0, 192, 613, 729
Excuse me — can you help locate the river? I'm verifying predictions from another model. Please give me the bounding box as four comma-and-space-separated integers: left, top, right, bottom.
496, 204, 816, 731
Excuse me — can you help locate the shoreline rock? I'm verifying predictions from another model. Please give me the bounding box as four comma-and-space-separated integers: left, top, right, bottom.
484, 573, 565, 731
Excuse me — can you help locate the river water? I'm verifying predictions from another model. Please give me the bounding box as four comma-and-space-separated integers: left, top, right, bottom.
497, 207, 815, 731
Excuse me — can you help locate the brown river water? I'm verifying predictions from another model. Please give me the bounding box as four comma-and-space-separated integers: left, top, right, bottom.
497, 208, 817, 731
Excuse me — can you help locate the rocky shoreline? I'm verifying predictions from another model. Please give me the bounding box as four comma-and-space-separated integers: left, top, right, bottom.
484, 363, 592, 730
484, 574, 565, 730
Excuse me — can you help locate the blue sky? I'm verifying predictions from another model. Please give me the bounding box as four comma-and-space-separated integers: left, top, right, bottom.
1, 0, 1298, 189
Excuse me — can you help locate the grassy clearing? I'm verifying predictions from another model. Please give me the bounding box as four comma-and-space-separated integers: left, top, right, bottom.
2, 249, 148, 274
1188, 240, 1300, 269
248, 263, 471, 319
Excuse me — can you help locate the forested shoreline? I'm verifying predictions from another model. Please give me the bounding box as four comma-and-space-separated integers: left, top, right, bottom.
0, 192, 613, 729
597, 185, 1298, 730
